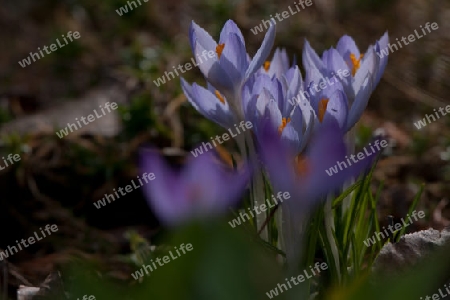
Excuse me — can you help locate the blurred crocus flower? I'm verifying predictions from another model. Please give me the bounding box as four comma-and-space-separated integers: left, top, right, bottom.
140, 149, 250, 227
186, 19, 276, 118
258, 120, 379, 261
259, 120, 377, 207
302, 32, 389, 131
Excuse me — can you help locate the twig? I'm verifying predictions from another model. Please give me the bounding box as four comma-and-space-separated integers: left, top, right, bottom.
257, 204, 280, 236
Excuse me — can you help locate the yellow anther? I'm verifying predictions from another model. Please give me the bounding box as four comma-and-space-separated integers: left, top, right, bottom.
215, 90, 226, 104
318, 98, 329, 123
216, 43, 225, 59
278, 117, 291, 134
349, 53, 364, 76
264, 61, 271, 72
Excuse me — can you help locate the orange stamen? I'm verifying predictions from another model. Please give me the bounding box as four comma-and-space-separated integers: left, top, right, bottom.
318, 98, 329, 123
215, 90, 226, 104
295, 155, 310, 177
349, 53, 364, 76
278, 117, 291, 134
216, 43, 225, 59
264, 61, 271, 72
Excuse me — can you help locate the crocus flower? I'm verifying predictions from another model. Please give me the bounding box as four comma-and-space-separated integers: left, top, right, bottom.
302, 32, 389, 132
140, 149, 250, 227
258, 119, 378, 211
258, 120, 379, 262
187, 19, 276, 119
243, 65, 313, 153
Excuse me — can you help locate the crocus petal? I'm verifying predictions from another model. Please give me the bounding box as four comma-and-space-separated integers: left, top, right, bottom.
140, 149, 187, 225
219, 33, 249, 86
352, 47, 375, 96
302, 39, 325, 73
281, 124, 301, 153
301, 121, 376, 203
288, 104, 304, 139
284, 66, 303, 115
268, 48, 290, 77
181, 78, 236, 129
257, 122, 297, 194
193, 41, 234, 92
219, 19, 245, 46
346, 74, 372, 131
263, 99, 283, 132
184, 151, 250, 215
374, 32, 389, 86
245, 24, 276, 80
336, 35, 360, 61
322, 89, 349, 129
322, 48, 353, 97
189, 21, 217, 54
255, 88, 273, 118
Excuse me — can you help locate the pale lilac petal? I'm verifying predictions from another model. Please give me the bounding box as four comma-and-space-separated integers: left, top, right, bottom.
245, 24, 276, 79
193, 41, 234, 91
302, 39, 325, 72
322, 89, 349, 129
190, 21, 217, 53
336, 35, 360, 61
268, 48, 289, 77
264, 99, 283, 132
219, 19, 245, 46
181, 78, 236, 129
219, 33, 249, 86
281, 124, 301, 153
346, 74, 372, 131
374, 32, 389, 85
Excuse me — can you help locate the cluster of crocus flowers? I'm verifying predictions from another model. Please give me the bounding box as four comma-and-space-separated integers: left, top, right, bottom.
303, 33, 389, 132
140, 19, 388, 234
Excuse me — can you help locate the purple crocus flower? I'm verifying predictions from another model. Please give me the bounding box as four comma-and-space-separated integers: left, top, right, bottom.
140, 149, 250, 227
243, 65, 313, 153
258, 119, 379, 263
187, 19, 276, 118
302, 32, 389, 131
258, 119, 377, 209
